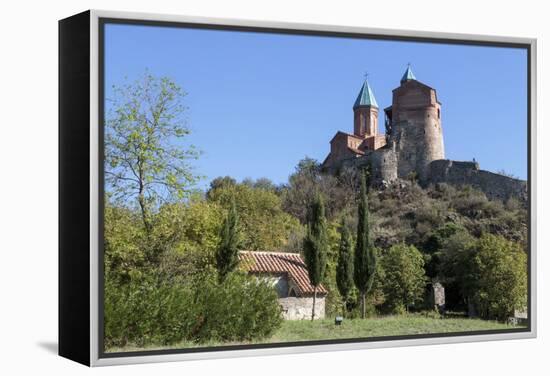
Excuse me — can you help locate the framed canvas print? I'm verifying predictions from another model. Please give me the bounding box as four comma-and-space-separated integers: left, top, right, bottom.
59, 9, 537, 366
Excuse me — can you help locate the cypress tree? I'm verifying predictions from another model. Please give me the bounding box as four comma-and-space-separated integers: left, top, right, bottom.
216, 199, 240, 283
303, 191, 328, 321
354, 171, 377, 319
336, 219, 354, 317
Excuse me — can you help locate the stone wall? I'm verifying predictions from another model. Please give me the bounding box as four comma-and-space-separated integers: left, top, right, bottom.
428, 159, 527, 201
370, 147, 398, 183
279, 296, 326, 320
260, 274, 290, 298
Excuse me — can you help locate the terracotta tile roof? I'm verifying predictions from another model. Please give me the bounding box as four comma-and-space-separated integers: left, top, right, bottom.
238, 251, 328, 296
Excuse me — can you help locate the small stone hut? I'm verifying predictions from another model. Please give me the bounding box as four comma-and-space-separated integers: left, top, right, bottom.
238, 251, 328, 320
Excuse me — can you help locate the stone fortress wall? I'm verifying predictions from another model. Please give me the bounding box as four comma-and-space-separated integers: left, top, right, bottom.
428, 160, 527, 201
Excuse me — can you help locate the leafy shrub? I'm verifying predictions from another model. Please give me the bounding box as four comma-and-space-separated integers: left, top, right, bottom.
473, 234, 527, 321
194, 272, 283, 341
104, 273, 198, 348
104, 205, 149, 283
439, 233, 527, 320
104, 270, 283, 349
380, 244, 427, 314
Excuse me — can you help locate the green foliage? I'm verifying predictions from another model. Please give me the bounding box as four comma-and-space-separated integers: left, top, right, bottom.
152, 198, 224, 283
440, 233, 527, 320
303, 191, 329, 319
303, 192, 329, 287
354, 171, 377, 318
104, 204, 148, 283
154, 196, 223, 258
216, 199, 240, 282
104, 273, 197, 348
380, 243, 427, 314
438, 228, 478, 301
281, 157, 353, 223
472, 234, 527, 321
336, 220, 354, 312
105, 72, 201, 230
193, 272, 284, 342
242, 177, 279, 192
207, 179, 301, 251
107, 197, 224, 280
367, 182, 527, 251
104, 270, 283, 349
313, 220, 344, 317
423, 223, 466, 278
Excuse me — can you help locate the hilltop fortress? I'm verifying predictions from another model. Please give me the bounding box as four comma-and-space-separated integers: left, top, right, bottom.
322, 66, 527, 201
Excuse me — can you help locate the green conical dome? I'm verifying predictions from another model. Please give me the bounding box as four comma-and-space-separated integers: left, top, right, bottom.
400, 64, 417, 83
353, 78, 378, 109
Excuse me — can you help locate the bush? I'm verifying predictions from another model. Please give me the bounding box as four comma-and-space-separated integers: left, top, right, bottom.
473, 234, 527, 321
380, 244, 427, 314
439, 233, 527, 320
104, 270, 283, 349
193, 272, 283, 342
104, 273, 198, 348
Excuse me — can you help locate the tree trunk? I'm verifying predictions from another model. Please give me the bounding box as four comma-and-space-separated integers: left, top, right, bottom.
342, 297, 346, 318
311, 286, 317, 321
138, 192, 151, 233
361, 292, 366, 319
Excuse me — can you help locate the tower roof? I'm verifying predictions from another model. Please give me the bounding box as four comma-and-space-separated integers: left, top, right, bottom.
354, 78, 378, 109
400, 64, 417, 83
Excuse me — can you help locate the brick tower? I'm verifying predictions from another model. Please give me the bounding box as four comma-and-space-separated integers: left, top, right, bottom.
385, 65, 445, 181
353, 76, 379, 138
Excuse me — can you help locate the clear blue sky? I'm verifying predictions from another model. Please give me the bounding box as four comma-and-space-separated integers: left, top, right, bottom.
104, 23, 528, 189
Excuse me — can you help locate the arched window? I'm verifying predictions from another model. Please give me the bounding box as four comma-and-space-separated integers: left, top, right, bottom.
288, 288, 297, 297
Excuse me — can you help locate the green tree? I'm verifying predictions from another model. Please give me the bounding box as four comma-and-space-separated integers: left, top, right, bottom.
438, 229, 478, 309
151, 196, 224, 280
423, 223, 467, 278
473, 234, 527, 320
354, 171, 377, 319
207, 180, 301, 251
104, 203, 149, 283
105, 72, 200, 232
303, 191, 329, 320
281, 157, 345, 223
381, 243, 427, 314
215, 199, 240, 282
336, 220, 354, 316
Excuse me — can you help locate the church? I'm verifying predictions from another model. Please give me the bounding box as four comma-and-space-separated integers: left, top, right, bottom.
322, 66, 526, 201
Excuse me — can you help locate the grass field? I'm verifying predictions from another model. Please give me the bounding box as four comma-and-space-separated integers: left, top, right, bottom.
108, 314, 525, 353
267, 314, 522, 342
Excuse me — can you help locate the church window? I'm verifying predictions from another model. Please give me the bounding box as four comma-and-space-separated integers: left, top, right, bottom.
437, 109, 441, 119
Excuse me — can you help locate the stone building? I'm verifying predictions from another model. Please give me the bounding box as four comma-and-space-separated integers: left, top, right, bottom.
322, 65, 526, 201
238, 251, 327, 320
